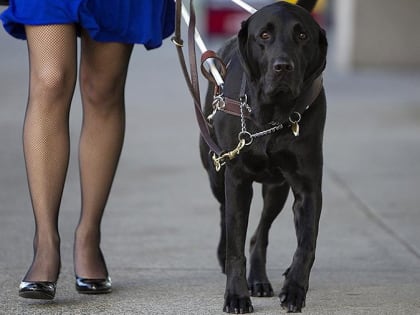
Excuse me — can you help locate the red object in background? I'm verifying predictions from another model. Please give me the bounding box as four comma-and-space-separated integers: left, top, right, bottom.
207, 8, 251, 36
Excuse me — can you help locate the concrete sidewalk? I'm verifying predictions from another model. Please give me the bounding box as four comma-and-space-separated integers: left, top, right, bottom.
0, 26, 420, 314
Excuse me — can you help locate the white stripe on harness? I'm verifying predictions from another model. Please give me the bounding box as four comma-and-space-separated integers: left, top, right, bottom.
231, 0, 257, 14
177, 0, 258, 87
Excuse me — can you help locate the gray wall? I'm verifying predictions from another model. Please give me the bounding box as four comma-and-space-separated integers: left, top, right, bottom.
334, 0, 420, 70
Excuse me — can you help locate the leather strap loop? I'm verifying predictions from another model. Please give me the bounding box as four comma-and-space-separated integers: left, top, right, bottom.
200, 50, 227, 85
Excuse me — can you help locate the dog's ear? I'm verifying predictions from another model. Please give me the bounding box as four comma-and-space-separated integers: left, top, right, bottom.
238, 20, 248, 52
238, 20, 258, 81
238, 20, 251, 77
296, 0, 318, 12
305, 27, 327, 82
318, 28, 328, 68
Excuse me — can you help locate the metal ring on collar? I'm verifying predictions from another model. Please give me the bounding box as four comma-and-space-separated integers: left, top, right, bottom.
239, 94, 248, 105
289, 111, 302, 124
238, 131, 253, 146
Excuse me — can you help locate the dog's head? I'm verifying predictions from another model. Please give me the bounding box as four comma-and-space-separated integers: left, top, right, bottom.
238, 2, 327, 118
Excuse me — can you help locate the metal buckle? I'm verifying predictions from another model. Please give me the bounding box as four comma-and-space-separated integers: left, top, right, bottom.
207, 95, 225, 123
212, 139, 246, 171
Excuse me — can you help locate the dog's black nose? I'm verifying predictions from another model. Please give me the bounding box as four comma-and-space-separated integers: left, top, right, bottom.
273, 59, 295, 72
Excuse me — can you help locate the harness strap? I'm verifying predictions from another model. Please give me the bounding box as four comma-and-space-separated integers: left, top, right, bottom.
221, 74, 323, 123
172, 0, 225, 156
222, 98, 252, 119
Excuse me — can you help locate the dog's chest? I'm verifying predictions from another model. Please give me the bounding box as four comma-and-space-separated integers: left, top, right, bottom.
239, 139, 296, 183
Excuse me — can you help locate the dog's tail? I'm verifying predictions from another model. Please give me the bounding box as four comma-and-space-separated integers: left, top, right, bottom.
296, 0, 318, 12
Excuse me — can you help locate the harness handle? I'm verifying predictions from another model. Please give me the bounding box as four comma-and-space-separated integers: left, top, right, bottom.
200, 50, 227, 87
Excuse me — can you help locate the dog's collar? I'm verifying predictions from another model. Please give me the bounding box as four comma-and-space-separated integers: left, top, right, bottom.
217, 74, 323, 126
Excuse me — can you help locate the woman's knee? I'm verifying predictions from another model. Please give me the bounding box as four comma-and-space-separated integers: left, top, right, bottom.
30, 65, 76, 103
80, 72, 126, 111
25, 24, 77, 103
27, 68, 76, 117
79, 36, 132, 112
29, 62, 76, 107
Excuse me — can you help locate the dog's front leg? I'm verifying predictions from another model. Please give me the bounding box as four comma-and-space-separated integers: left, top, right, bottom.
279, 183, 322, 313
223, 167, 254, 314
248, 182, 290, 298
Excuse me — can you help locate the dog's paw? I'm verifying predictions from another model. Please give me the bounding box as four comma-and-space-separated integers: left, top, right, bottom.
279, 281, 306, 313
248, 282, 274, 297
223, 295, 254, 314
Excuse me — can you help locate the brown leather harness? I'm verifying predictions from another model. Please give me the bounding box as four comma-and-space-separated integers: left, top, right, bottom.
212, 74, 324, 124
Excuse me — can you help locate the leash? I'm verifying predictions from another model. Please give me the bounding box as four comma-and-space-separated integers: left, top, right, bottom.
172, 0, 226, 156
172, 0, 259, 162
179, 2, 225, 87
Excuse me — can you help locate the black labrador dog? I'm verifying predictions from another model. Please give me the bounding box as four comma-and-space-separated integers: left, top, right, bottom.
199, 0, 327, 313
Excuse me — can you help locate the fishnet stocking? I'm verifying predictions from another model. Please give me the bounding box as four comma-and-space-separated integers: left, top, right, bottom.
23, 24, 77, 282
22, 25, 133, 282
74, 31, 133, 279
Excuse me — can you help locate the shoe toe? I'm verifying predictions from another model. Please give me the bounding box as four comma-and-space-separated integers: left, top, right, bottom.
19, 281, 56, 300
75, 276, 112, 294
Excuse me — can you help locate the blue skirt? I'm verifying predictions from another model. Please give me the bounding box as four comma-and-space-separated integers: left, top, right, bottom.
0, 0, 175, 49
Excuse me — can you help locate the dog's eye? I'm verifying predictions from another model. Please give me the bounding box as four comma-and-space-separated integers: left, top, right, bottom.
298, 32, 308, 40
260, 32, 271, 40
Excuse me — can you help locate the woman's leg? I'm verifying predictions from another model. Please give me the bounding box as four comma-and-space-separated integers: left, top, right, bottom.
23, 24, 77, 282
74, 30, 133, 279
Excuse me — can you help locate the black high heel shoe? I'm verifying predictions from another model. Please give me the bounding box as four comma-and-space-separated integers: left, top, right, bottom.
19, 281, 56, 300
75, 276, 112, 294
19, 260, 61, 300
74, 246, 112, 294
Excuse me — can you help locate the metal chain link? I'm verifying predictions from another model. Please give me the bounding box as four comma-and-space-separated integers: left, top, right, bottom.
239, 94, 284, 142
211, 93, 284, 171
